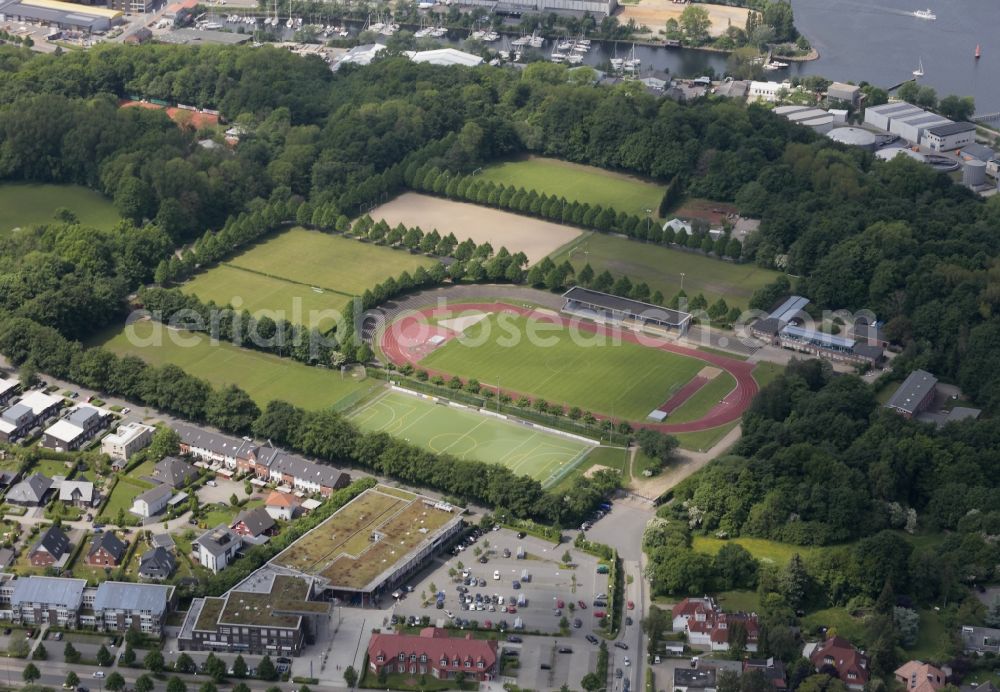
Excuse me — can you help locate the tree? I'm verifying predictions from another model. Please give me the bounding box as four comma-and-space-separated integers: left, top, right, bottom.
175, 652, 195, 673
199, 684, 218, 692
893, 607, 919, 647
581, 672, 604, 692
986, 595, 1000, 627
65, 671, 80, 689
97, 643, 114, 666
344, 665, 358, 688
121, 642, 136, 665
781, 553, 810, 609
64, 641, 80, 663
258, 654, 278, 681
937, 94, 975, 121
167, 677, 188, 692
135, 674, 155, 692
203, 652, 225, 681
680, 4, 711, 43
31, 642, 47, 660
22, 663, 39, 683
107, 671, 126, 692
148, 426, 181, 459
144, 647, 165, 674
714, 543, 759, 590
232, 654, 248, 679
233, 685, 252, 692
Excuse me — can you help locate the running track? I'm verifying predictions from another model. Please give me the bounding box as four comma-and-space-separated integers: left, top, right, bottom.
379, 302, 758, 434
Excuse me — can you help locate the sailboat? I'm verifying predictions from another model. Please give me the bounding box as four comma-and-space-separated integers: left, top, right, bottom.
975, 43, 981, 59
912, 57, 924, 77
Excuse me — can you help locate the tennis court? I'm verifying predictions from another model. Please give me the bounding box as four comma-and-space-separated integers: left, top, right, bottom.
348, 390, 594, 487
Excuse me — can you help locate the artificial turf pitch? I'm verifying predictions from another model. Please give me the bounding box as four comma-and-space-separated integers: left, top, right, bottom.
477, 157, 665, 218
418, 313, 705, 421
348, 390, 593, 487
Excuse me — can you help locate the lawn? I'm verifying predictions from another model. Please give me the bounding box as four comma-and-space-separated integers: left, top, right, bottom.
673, 421, 738, 453
348, 391, 593, 486
549, 232, 785, 309
549, 446, 628, 493
667, 372, 737, 424
98, 476, 155, 522
224, 227, 434, 296
478, 157, 665, 218
715, 590, 761, 613
92, 321, 380, 411
692, 536, 822, 566
752, 362, 784, 389
905, 608, 954, 662
31, 458, 75, 479
181, 264, 351, 332
419, 313, 705, 421
0, 183, 119, 237
800, 607, 868, 645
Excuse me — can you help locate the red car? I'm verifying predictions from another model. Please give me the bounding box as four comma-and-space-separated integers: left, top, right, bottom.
578, 600, 587, 610
508, 607, 517, 614
627, 600, 635, 610
594, 611, 606, 618
556, 599, 565, 609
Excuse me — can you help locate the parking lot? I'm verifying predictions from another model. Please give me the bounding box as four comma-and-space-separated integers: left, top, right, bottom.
391, 527, 612, 689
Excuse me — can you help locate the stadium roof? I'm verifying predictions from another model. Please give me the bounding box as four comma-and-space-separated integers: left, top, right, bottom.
885, 369, 937, 414
926, 121, 976, 137
11, 576, 86, 609
562, 286, 691, 327
93, 582, 171, 614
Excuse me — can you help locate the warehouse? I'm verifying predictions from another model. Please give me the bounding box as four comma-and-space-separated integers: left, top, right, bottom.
774, 105, 834, 134
864, 102, 923, 131
922, 121, 976, 152
890, 112, 950, 144
0, 0, 121, 31
406, 48, 482, 67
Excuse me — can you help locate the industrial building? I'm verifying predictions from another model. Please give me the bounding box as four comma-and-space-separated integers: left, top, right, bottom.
885, 369, 937, 419
406, 48, 483, 67
864, 102, 924, 131
863, 101, 962, 148
890, 112, 951, 145
0, 0, 122, 31
922, 121, 976, 152
774, 105, 835, 134
826, 82, 861, 107
459, 0, 615, 16
747, 80, 789, 103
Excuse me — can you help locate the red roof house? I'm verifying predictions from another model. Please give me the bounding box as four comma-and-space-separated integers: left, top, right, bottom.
895, 660, 946, 692
809, 637, 869, 690
671, 597, 760, 652
367, 627, 498, 681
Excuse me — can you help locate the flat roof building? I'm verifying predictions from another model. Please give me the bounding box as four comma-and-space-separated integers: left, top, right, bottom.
102, 422, 155, 462
827, 82, 861, 107
561, 286, 692, 334
0, 0, 121, 31
0, 377, 18, 407
924, 121, 976, 152
885, 370, 937, 418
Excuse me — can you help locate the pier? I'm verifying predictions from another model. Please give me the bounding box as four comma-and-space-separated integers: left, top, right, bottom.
972, 112, 1000, 123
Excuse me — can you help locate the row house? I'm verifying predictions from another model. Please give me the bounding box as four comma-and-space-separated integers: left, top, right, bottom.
368, 627, 498, 681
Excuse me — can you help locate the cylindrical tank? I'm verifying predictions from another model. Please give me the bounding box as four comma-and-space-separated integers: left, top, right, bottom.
964, 159, 987, 187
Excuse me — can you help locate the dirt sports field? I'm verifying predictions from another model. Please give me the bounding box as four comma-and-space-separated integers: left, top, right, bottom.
618, 0, 750, 37
367, 192, 582, 264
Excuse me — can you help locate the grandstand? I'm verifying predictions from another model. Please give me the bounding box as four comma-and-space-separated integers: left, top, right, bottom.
561, 286, 692, 335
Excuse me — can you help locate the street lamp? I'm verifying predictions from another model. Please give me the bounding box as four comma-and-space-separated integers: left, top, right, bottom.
680, 272, 686, 291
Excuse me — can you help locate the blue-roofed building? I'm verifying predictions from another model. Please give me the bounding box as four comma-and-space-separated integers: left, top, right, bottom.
778, 324, 883, 364
85, 582, 175, 633
0, 576, 87, 627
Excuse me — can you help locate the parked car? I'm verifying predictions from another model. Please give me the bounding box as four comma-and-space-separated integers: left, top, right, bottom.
517, 531, 526, 539
614, 642, 629, 650
507, 635, 522, 643
586, 634, 599, 645
573, 618, 582, 629
556, 599, 565, 608
627, 600, 635, 610
493, 570, 500, 580
558, 647, 573, 654
502, 548, 511, 558
594, 611, 606, 618
616, 668, 623, 679
512, 580, 520, 589
625, 616, 634, 626
577, 600, 587, 609
92, 672, 105, 679
624, 656, 631, 667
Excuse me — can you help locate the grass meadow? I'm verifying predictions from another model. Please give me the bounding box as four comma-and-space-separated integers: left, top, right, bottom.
93, 321, 380, 410
478, 157, 665, 218
0, 183, 119, 237
419, 313, 705, 421
550, 232, 784, 309
349, 390, 592, 486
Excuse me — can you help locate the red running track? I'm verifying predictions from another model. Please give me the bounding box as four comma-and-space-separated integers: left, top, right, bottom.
379, 302, 758, 433
658, 376, 708, 414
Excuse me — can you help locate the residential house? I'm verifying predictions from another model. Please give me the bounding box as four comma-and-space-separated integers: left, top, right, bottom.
85, 532, 128, 567
745, 658, 787, 690
960, 625, 1000, 655
84, 581, 175, 634
671, 597, 760, 652
58, 480, 95, 508
151, 533, 175, 550
265, 491, 300, 521
0, 390, 63, 442
7, 473, 53, 506
29, 525, 73, 567
895, 660, 946, 692
367, 627, 498, 681
231, 507, 276, 540
101, 422, 155, 462
806, 637, 870, 690
0, 576, 87, 627
152, 456, 198, 488
194, 525, 242, 573
131, 484, 173, 519
175, 423, 251, 467
138, 547, 176, 581
41, 406, 106, 452
674, 663, 745, 692
179, 573, 328, 654
0, 377, 18, 407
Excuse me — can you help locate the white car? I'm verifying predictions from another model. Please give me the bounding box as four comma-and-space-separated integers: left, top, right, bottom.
493, 570, 500, 580
93, 671, 106, 678
624, 657, 631, 667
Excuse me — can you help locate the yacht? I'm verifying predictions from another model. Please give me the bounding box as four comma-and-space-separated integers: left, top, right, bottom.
913, 57, 924, 77
912, 8, 936, 19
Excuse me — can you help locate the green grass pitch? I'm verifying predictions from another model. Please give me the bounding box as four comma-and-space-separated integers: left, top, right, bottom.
348, 390, 594, 487
181, 264, 350, 332
550, 232, 785, 309
419, 313, 704, 421
477, 157, 666, 218
0, 183, 119, 237
93, 321, 379, 411
226, 227, 435, 295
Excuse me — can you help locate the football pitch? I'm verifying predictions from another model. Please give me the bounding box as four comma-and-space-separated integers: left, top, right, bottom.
348, 390, 594, 487
182, 228, 434, 327
418, 313, 705, 421
477, 157, 665, 218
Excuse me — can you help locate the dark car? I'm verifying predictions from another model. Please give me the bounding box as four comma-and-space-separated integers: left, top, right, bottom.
507, 635, 523, 643
615, 669, 623, 679
614, 641, 629, 650
573, 618, 582, 629
626, 616, 634, 626
517, 531, 526, 539
540, 663, 551, 670
558, 647, 573, 654
478, 556, 488, 564
586, 634, 599, 645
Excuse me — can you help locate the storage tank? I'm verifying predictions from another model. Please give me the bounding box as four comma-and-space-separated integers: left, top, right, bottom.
826, 127, 877, 152
964, 159, 987, 187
